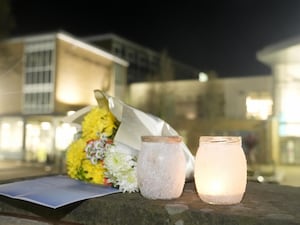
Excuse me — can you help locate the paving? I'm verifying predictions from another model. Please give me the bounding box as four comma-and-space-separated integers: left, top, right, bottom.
0, 160, 62, 183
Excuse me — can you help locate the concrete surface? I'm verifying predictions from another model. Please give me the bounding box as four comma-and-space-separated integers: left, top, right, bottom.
0, 178, 300, 225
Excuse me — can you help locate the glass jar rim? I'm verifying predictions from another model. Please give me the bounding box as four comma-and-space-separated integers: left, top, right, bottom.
199, 136, 241, 143
141, 136, 182, 143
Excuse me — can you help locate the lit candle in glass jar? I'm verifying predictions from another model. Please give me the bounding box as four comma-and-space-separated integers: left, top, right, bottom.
137, 136, 186, 199
194, 136, 247, 205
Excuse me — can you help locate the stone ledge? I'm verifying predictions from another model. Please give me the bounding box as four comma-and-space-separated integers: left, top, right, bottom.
0, 179, 300, 225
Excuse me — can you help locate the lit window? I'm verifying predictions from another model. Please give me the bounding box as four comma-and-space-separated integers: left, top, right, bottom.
0, 118, 23, 152
55, 123, 77, 150
246, 95, 273, 120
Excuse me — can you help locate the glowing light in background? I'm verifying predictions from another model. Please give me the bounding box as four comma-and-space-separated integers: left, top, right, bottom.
56, 85, 95, 105
41, 122, 51, 130
67, 111, 75, 116
1, 123, 11, 149
286, 64, 300, 78
198, 72, 208, 82
0, 119, 23, 151
246, 96, 273, 120
281, 89, 300, 122
56, 84, 82, 104
55, 123, 77, 150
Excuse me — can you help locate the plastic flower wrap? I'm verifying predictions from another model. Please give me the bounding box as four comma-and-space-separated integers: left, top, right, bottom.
64, 90, 195, 193
65, 90, 138, 192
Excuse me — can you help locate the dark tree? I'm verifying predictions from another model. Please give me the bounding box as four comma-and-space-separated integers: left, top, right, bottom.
143, 49, 176, 121
0, 0, 15, 40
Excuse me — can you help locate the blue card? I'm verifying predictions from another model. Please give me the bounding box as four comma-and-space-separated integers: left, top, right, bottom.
0, 175, 120, 208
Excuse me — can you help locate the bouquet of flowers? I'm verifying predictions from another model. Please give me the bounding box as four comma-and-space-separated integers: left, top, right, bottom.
66, 90, 138, 192
65, 90, 195, 193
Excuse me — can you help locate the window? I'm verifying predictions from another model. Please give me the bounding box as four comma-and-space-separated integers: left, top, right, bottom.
24, 92, 51, 113
0, 118, 23, 153
246, 93, 273, 120
280, 137, 300, 164
113, 46, 120, 55
23, 38, 55, 114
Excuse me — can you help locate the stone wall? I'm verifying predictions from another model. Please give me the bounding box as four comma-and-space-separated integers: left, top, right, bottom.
0, 179, 300, 225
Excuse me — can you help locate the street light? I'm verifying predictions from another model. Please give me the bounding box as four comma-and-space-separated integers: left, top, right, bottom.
198, 72, 208, 82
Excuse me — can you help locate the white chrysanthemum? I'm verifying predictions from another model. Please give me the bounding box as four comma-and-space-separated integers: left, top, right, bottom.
104, 151, 132, 174
104, 147, 138, 193
117, 168, 138, 193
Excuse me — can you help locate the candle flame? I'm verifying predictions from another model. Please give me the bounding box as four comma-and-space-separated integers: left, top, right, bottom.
210, 180, 223, 194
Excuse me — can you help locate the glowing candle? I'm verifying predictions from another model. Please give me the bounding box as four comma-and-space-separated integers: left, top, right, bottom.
137, 136, 186, 199
194, 136, 247, 205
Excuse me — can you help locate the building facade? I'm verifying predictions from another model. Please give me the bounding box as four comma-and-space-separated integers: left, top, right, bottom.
128, 76, 273, 158
257, 35, 300, 166
0, 31, 128, 162
127, 35, 300, 187
83, 33, 201, 83
1, 31, 300, 186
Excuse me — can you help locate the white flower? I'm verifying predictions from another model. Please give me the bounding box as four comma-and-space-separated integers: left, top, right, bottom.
84, 133, 138, 192
104, 145, 138, 193
117, 167, 138, 193
105, 151, 132, 173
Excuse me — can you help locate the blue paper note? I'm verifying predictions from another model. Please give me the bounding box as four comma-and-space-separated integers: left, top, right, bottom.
0, 175, 121, 208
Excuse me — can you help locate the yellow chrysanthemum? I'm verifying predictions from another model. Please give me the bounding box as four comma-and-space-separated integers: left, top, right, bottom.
66, 139, 86, 179
81, 107, 119, 141
81, 159, 106, 184
66, 91, 125, 188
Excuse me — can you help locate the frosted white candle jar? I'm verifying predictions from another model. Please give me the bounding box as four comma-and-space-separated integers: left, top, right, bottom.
194, 136, 247, 205
137, 136, 186, 199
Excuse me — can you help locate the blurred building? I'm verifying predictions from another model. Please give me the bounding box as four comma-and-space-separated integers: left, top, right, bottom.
128, 76, 273, 160
257, 35, 300, 180
127, 35, 300, 187
0, 31, 128, 162
1, 30, 300, 186
83, 33, 200, 83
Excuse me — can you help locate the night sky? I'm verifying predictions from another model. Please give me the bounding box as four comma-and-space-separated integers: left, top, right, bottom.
8, 0, 300, 78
